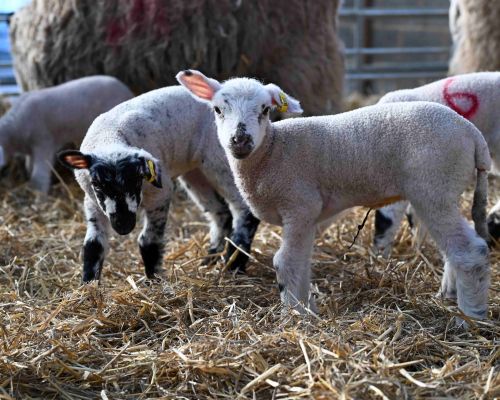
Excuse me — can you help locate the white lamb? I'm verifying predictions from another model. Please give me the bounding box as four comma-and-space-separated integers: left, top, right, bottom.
0, 76, 134, 193
58, 86, 259, 282
177, 69, 491, 322
373, 72, 500, 253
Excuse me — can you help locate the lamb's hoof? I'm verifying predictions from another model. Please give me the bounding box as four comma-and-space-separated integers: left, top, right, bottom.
454, 317, 469, 329
487, 211, 500, 247
201, 248, 220, 266
436, 288, 457, 302
145, 269, 164, 282
224, 248, 249, 273
373, 244, 392, 259
282, 295, 318, 317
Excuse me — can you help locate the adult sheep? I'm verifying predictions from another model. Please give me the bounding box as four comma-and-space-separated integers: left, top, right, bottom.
449, 0, 500, 74
9, 0, 344, 116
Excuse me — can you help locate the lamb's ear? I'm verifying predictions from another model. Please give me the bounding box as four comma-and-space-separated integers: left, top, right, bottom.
57, 150, 93, 170
265, 83, 303, 115
142, 157, 162, 189
176, 70, 221, 103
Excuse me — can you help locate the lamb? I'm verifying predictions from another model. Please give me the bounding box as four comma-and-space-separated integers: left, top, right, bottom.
373, 72, 500, 254
57, 86, 259, 282
177, 69, 491, 321
0, 75, 134, 193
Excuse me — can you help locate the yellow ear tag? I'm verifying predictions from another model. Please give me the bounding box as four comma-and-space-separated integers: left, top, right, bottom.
276, 92, 288, 113
146, 159, 157, 183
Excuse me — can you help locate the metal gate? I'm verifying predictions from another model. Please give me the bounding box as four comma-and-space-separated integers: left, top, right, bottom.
339, 0, 452, 94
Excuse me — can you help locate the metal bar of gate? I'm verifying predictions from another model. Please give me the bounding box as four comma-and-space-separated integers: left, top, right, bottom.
340, 5, 451, 88
340, 8, 449, 17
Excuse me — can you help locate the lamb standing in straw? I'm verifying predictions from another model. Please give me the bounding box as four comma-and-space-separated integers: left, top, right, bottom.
58, 86, 259, 282
177, 70, 491, 323
0, 76, 134, 193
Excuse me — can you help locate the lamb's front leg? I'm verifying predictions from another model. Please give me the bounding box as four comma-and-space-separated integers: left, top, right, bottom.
274, 220, 317, 314
82, 195, 110, 282
138, 197, 170, 279
30, 148, 54, 194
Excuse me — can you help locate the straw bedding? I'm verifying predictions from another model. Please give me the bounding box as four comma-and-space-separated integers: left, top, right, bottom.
0, 165, 498, 399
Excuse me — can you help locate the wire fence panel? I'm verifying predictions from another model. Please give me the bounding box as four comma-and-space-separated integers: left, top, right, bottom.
339, 1, 452, 94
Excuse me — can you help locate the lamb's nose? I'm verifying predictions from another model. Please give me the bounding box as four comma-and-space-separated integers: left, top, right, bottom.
232, 123, 250, 145
231, 133, 250, 145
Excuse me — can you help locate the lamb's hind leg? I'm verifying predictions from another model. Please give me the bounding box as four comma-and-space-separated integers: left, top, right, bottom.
373, 201, 408, 256
486, 201, 500, 243
199, 162, 260, 272
224, 203, 259, 272
179, 169, 232, 263
411, 201, 490, 320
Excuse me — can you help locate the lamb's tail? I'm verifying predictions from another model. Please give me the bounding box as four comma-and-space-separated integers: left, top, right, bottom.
472, 168, 489, 241
470, 124, 491, 241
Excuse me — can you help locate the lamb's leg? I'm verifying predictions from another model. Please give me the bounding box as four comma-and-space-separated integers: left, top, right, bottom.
178, 169, 232, 263
30, 149, 54, 194
274, 221, 317, 314
138, 197, 170, 279
225, 205, 259, 272
200, 161, 259, 272
438, 258, 457, 301
486, 201, 500, 243
411, 201, 490, 321
373, 201, 408, 256
82, 195, 110, 282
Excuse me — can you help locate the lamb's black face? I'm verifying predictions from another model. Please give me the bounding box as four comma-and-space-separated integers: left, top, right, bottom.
89, 156, 144, 235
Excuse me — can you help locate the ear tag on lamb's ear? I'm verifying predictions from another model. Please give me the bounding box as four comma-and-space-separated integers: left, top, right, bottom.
145, 159, 157, 183
275, 92, 288, 113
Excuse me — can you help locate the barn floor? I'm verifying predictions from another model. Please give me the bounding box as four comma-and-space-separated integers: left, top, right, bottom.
0, 174, 498, 399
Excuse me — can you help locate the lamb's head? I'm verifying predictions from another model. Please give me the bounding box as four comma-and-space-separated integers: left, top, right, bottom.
58, 148, 162, 235
177, 70, 302, 159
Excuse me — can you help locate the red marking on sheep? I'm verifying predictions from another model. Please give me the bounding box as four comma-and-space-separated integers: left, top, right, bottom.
442, 78, 479, 120
106, 0, 170, 46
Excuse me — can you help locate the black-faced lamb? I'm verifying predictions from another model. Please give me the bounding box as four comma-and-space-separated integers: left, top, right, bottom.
0, 75, 134, 193
177, 70, 491, 322
58, 86, 259, 282
373, 72, 500, 254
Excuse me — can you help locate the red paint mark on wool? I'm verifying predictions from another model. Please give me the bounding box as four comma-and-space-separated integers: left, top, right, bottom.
106, 0, 170, 45
442, 78, 479, 120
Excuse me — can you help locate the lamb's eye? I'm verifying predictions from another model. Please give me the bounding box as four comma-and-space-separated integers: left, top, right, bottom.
214, 106, 222, 115
262, 106, 270, 115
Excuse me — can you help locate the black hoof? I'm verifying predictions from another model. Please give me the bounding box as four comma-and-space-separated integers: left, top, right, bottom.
201, 247, 220, 266
82, 275, 98, 284
224, 246, 249, 273
487, 212, 500, 247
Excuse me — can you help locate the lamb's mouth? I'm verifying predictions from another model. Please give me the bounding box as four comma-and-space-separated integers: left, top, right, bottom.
230, 146, 253, 159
